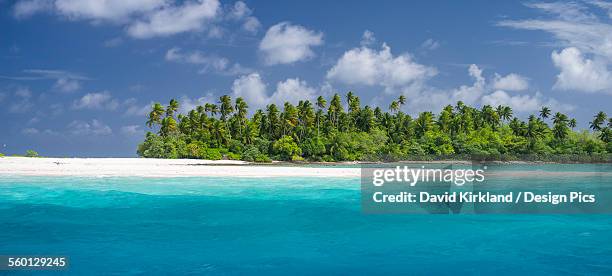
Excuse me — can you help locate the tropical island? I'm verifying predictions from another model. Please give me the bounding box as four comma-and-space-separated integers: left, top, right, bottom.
137, 93, 612, 163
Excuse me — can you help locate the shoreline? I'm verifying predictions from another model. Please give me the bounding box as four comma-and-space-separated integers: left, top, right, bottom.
0, 157, 360, 178
0, 157, 609, 178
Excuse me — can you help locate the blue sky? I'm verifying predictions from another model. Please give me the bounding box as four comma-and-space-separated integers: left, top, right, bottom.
1, 0, 611, 157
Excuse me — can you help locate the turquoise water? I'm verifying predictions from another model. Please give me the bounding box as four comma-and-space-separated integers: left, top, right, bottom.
1, 165, 612, 275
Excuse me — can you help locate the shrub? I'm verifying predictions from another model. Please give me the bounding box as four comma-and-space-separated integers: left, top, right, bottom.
241, 146, 260, 162
254, 154, 272, 163
203, 148, 222, 160
273, 135, 302, 161
184, 141, 208, 159
226, 152, 241, 160
25, 150, 39, 157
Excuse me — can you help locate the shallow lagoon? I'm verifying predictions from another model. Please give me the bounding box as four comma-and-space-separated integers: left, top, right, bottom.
1, 165, 611, 274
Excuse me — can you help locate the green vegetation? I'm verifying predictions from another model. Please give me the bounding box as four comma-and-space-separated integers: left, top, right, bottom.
25, 150, 39, 157
0, 153, 4, 157
138, 93, 611, 162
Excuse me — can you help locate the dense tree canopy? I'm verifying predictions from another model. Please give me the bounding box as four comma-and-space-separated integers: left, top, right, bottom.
138, 93, 611, 162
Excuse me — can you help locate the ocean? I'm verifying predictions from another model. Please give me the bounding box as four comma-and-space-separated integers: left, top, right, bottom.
1, 164, 611, 274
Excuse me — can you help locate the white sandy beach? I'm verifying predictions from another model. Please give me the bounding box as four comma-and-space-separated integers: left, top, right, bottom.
0, 157, 361, 178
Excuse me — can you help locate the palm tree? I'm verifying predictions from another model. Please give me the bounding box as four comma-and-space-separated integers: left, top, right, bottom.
552, 113, 569, 141
590, 111, 607, 131
266, 104, 280, 139
328, 94, 343, 128
498, 105, 513, 122
481, 105, 500, 129
316, 96, 327, 137
552, 112, 568, 125
569, 118, 577, 130
389, 101, 399, 114
160, 117, 178, 137
234, 97, 248, 137
415, 111, 434, 136
346, 91, 354, 108
398, 95, 406, 107
539, 107, 551, 120
146, 102, 165, 128
599, 128, 611, 143
218, 95, 234, 121
166, 99, 179, 118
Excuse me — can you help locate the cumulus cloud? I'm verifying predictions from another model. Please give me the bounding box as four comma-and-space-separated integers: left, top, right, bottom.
178, 93, 215, 114
228, 1, 260, 34
127, 0, 220, 39
13, 0, 54, 18
360, 30, 376, 46
67, 119, 112, 136
165, 47, 251, 75
392, 64, 569, 115
326, 42, 436, 90
259, 22, 323, 65
482, 90, 574, 113
230, 73, 320, 110
551, 47, 612, 93
72, 91, 119, 110
231, 73, 268, 108
13, 0, 258, 39
271, 78, 317, 105
499, 1, 612, 93
492, 73, 529, 91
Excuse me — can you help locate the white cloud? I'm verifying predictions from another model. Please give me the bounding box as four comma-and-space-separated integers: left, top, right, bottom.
242, 17, 261, 34
420, 38, 440, 51
589, 0, 612, 18
165, 47, 251, 75
72, 91, 119, 110
13, 0, 253, 39
53, 78, 80, 93
259, 22, 323, 65
231, 73, 268, 108
178, 93, 215, 114
123, 98, 151, 117
271, 78, 317, 105
360, 30, 376, 46
482, 90, 575, 113
120, 125, 143, 136
1, 69, 89, 81
228, 1, 260, 34
9, 87, 34, 113
492, 73, 529, 91
55, 0, 165, 22
13, 0, 54, 18
67, 119, 112, 136
127, 0, 220, 39
229, 73, 319, 110
551, 47, 612, 93
326, 42, 436, 89
1, 69, 88, 93
499, 2, 612, 93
